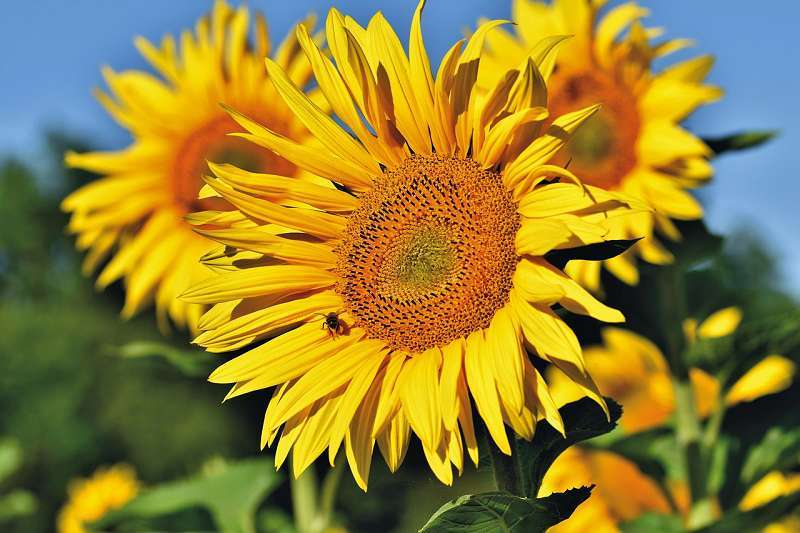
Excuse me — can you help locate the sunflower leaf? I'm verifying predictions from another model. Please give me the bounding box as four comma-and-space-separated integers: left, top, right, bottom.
545, 239, 641, 270
740, 426, 800, 487
703, 130, 778, 156
93, 458, 281, 533
517, 396, 622, 498
109, 341, 216, 377
418, 487, 592, 533
695, 491, 800, 533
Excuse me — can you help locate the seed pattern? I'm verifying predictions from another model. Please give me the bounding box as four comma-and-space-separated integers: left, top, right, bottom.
336, 155, 520, 352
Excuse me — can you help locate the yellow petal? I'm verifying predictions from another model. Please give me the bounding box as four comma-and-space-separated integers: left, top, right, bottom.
181, 265, 336, 304
504, 104, 600, 188
264, 57, 381, 176
400, 348, 443, 452
209, 322, 360, 384
464, 330, 510, 454
328, 349, 388, 464
697, 306, 742, 339
439, 339, 465, 431
726, 355, 796, 405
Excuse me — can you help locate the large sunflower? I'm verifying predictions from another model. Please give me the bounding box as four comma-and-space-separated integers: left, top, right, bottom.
482, 0, 723, 290
186, 1, 640, 489
62, 0, 313, 331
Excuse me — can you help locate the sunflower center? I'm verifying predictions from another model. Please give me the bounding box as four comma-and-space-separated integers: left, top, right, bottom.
173, 114, 295, 211
336, 155, 520, 353
548, 68, 639, 190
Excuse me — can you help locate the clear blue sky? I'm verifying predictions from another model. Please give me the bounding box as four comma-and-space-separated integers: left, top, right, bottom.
1, 1, 798, 291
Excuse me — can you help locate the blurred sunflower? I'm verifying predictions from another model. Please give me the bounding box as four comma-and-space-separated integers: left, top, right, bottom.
62, 0, 313, 332
482, 0, 723, 290
541, 449, 800, 532
186, 2, 642, 489
540, 447, 671, 532
548, 307, 797, 432
57, 464, 139, 533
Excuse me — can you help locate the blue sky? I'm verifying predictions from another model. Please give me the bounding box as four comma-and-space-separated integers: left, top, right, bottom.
1, 0, 798, 291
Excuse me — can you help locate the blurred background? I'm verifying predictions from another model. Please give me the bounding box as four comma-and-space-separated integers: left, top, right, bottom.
0, 1, 798, 531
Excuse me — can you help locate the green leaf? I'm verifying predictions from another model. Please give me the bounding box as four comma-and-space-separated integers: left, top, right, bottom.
517, 397, 622, 497
704, 130, 777, 156
740, 426, 800, 486
670, 220, 724, 268
257, 507, 296, 533
545, 239, 641, 270
110, 341, 216, 377
620, 512, 683, 533
696, 491, 800, 533
95, 457, 281, 533
419, 487, 592, 533
0, 490, 37, 522
0, 439, 23, 483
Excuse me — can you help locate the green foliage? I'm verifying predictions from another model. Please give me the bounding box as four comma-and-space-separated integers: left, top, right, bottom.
112, 341, 216, 377
0, 141, 255, 532
419, 488, 592, 533
517, 397, 622, 497
96, 458, 281, 533
620, 513, 683, 533
740, 426, 800, 487
704, 130, 778, 156
420, 398, 620, 532
697, 492, 800, 533
0, 439, 36, 523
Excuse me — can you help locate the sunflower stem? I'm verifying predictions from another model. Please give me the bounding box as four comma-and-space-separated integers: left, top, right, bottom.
487, 429, 524, 496
290, 467, 318, 533
316, 460, 345, 531
657, 264, 713, 527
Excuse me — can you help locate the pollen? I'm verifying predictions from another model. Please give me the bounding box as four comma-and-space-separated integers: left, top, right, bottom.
548, 68, 640, 190
336, 155, 520, 352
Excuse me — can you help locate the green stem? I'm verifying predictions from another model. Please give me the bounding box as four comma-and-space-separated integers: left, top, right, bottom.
656, 265, 715, 527
291, 467, 318, 533
316, 460, 345, 531
487, 429, 524, 496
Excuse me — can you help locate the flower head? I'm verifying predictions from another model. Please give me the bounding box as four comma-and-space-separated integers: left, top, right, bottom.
62, 0, 313, 331
57, 464, 139, 533
482, 0, 723, 290
187, 1, 639, 489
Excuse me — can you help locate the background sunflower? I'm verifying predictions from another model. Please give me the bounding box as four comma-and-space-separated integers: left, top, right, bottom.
0, 1, 799, 532
482, 0, 722, 291
62, 0, 314, 332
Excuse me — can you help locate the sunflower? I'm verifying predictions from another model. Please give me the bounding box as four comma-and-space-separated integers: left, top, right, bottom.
62, 0, 313, 332
57, 464, 139, 533
185, 1, 641, 490
541, 451, 800, 532
540, 447, 671, 532
482, 0, 723, 290
547, 307, 797, 432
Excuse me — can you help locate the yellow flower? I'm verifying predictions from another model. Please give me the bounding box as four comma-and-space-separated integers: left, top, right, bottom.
543, 453, 800, 532
62, 0, 313, 332
57, 464, 139, 533
548, 308, 796, 432
186, 2, 641, 490
481, 0, 722, 290
739, 471, 800, 512
540, 447, 671, 532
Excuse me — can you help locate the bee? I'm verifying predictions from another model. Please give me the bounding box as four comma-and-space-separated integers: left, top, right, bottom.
318, 311, 345, 339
